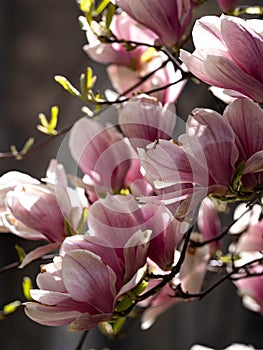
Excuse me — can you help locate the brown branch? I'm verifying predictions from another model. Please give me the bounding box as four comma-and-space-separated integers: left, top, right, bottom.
190, 204, 253, 248
0, 261, 20, 273
0, 125, 72, 160
115, 226, 193, 317
174, 256, 263, 300
74, 331, 89, 350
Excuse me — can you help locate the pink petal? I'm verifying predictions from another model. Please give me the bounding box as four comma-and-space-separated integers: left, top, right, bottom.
60, 235, 124, 290
69, 118, 132, 194
43, 159, 68, 188
138, 140, 208, 189
6, 184, 69, 243
36, 256, 65, 292
107, 65, 140, 97
204, 55, 263, 102
0, 171, 39, 211
180, 50, 217, 86
116, 264, 147, 299
221, 16, 263, 82
148, 216, 184, 270
24, 302, 81, 327
119, 94, 176, 149
180, 232, 210, 294
224, 98, 263, 161
244, 151, 263, 174
198, 197, 221, 252
19, 242, 61, 269
234, 270, 263, 314
187, 108, 238, 186
30, 290, 71, 305
140, 282, 180, 330
1, 212, 46, 240
192, 16, 227, 58
62, 250, 116, 312
118, 0, 194, 46
236, 222, 263, 253
88, 194, 145, 248
217, 0, 237, 12
123, 229, 151, 282
68, 312, 113, 331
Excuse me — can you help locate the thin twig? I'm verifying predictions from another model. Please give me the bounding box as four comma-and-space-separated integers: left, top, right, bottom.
175, 256, 263, 300
191, 204, 252, 248
75, 331, 89, 350
0, 125, 72, 160
115, 226, 193, 317
0, 261, 20, 274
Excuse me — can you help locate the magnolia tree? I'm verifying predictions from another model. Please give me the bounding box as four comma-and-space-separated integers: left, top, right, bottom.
0, 0, 263, 349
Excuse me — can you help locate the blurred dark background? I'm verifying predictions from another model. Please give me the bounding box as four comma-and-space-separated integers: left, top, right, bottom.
0, 0, 262, 349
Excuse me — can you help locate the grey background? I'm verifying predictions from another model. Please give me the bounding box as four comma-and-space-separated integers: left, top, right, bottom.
0, 0, 262, 349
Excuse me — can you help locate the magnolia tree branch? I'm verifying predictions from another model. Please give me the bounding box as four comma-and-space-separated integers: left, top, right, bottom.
115, 227, 193, 317
175, 256, 263, 300
0, 125, 72, 160
191, 205, 252, 248
74, 331, 89, 350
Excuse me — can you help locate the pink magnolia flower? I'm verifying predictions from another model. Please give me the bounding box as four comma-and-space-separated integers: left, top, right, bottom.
117, 0, 198, 47
69, 117, 152, 200
139, 111, 237, 219
24, 232, 149, 330
0, 171, 40, 232
2, 161, 86, 267
24, 252, 118, 330
118, 94, 176, 149
224, 98, 263, 189
5, 184, 70, 243
4, 183, 80, 267
88, 193, 183, 270
216, 0, 237, 13
84, 12, 184, 103
139, 98, 263, 219
198, 198, 222, 253
180, 15, 263, 102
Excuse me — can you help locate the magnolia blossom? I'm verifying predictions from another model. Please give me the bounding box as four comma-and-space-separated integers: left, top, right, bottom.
5, 184, 70, 243
84, 12, 184, 103
3, 160, 85, 242
117, 0, 198, 47
88, 193, 184, 270
139, 98, 263, 218
24, 230, 150, 330
69, 117, 152, 200
1, 161, 86, 267
0, 171, 40, 232
118, 94, 176, 149
224, 99, 263, 189
216, 0, 237, 13
180, 15, 263, 102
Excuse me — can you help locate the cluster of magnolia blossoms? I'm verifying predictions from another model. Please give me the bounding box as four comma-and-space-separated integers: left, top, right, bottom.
0, 0, 262, 340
